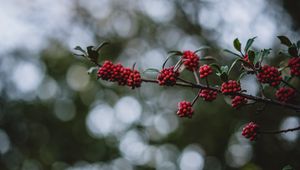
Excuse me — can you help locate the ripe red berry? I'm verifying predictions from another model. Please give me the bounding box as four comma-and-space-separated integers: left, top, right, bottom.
127, 69, 142, 89
199, 64, 213, 78
177, 101, 194, 118
182, 50, 199, 71
157, 66, 179, 86
110, 63, 123, 82
199, 89, 217, 101
97, 60, 114, 80
231, 95, 247, 108
257, 65, 282, 87
118, 67, 132, 86
242, 122, 259, 141
275, 87, 295, 102
288, 57, 300, 77
221, 80, 241, 94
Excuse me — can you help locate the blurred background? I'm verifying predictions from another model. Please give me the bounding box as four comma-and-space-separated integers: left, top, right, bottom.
1, 0, 300, 169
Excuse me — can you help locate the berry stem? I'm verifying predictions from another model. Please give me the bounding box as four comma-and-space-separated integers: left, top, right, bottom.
258, 126, 300, 134
193, 70, 200, 84
191, 90, 201, 106
205, 77, 210, 88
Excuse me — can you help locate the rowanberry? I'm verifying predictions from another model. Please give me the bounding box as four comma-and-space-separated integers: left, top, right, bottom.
199, 89, 217, 101
182, 50, 199, 71
118, 67, 132, 86
199, 64, 213, 78
110, 63, 123, 82
275, 87, 295, 102
257, 65, 282, 87
177, 101, 194, 118
242, 122, 259, 141
231, 95, 247, 108
157, 66, 179, 86
221, 80, 241, 94
288, 57, 300, 77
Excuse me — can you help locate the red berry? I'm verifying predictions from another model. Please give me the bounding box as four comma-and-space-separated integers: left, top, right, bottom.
118, 67, 132, 86
231, 96, 247, 108
242, 122, 259, 141
275, 87, 295, 102
221, 80, 241, 94
157, 66, 179, 86
97, 60, 114, 80
288, 57, 300, 77
257, 65, 282, 87
182, 51, 199, 71
199, 89, 217, 101
177, 101, 194, 118
127, 69, 142, 89
110, 63, 123, 82
199, 64, 213, 78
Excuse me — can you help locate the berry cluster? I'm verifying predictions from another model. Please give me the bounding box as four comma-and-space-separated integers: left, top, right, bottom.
257, 65, 282, 87
242, 122, 259, 141
177, 101, 194, 118
157, 66, 179, 86
199, 64, 213, 78
288, 57, 300, 77
275, 87, 295, 102
182, 51, 199, 71
199, 89, 217, 101
221, 80, 241, 94
97, 60, 142, 89
231, 96, 247, 108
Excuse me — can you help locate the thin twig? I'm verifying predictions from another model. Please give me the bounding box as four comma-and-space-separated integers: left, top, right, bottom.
258, 126, 300, 134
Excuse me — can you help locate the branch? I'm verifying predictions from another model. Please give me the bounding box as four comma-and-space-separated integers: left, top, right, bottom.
258, 126, 300, 134
141, 78, 300, 111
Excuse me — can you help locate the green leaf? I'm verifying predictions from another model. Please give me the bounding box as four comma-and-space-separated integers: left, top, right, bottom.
142, 68, 160, 74
200, 56, 217, 61
224, 49, 242, 58
93, 42, 109, 52
74, 46, 87, 55
279, 51, 290, 57
237, 72, 247, 81
210, 63, 222, 73
220, 65, 229, 73
244, 37, 257, 53
87, 46, 99, 63
288, 46, 298, 56
168, 50, 183, 55
220, 72, 228, 82
277, 36, 292, 47
247, 50, 255, 63
282, 165, 294, 170
228, 58, 240, 75
162, 53, 181, 68
194, 46, 210, 53
297, 40, 300, 49
233, 38, 241, 51
87, 67, 98, 75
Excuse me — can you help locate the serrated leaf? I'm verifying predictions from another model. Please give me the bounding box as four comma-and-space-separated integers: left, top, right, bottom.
247, 50, 255, 63
224, 49, 242, 58
288, 46, 298, 56
142, 68, 160, 74
279, 51, 290, 57
233, 38, 241, 51
277, 36, 292, 47
244, 37, 257, 53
